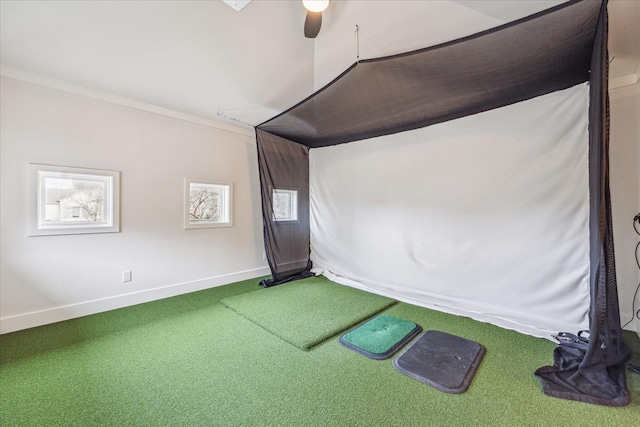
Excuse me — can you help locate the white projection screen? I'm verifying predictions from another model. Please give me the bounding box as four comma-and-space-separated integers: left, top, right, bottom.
257, 1, 630, 406
310, 84, 591, 339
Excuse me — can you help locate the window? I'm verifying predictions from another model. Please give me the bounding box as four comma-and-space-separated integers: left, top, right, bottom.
272, 188, 298, 222
28, 164, 120, 236
185, 178, 233, 229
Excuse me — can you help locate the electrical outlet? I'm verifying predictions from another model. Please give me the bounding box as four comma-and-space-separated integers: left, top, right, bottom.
123, 271, 132, 282
262, 251, 267, 260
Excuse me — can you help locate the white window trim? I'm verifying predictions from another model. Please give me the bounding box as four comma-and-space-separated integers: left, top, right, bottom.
184, 178, 233, 229
28, 163, 120, 236
272, 188, 299, 222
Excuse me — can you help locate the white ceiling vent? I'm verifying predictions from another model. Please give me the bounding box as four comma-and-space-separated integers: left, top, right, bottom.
222, 0, 252, 12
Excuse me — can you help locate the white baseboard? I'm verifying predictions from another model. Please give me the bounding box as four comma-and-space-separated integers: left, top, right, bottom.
622, 311, 639, 337
622, 320, 638, 334
622, 289, 640, 337
0, 267, 270, 334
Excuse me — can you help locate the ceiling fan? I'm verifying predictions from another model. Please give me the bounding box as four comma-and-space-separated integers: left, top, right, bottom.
223, 0, 330, 39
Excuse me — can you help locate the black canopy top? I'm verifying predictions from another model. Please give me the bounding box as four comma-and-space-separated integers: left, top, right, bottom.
257, 0, 600, 148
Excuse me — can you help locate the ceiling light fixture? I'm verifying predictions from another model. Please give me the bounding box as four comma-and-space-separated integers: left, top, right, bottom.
302, 0, 330, 13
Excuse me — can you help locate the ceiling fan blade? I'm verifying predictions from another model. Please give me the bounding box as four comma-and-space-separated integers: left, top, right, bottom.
304, 11, 322, 38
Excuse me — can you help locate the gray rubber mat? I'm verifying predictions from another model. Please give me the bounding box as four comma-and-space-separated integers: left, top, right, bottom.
393, 330, 485, 393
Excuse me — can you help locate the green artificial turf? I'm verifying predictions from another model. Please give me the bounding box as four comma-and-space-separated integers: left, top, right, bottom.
1, 275, 639, 426
220, 275, 396, 350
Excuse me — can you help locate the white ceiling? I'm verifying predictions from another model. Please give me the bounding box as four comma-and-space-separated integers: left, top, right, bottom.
1, 0, 638, 128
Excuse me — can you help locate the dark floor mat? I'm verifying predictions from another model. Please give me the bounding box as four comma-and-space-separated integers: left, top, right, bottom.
393, 330, 485, 393
339, 315, 422, 360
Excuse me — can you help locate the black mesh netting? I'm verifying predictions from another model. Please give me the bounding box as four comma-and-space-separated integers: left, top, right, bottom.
533, 1, 630, 406
256, 129, 312, 287
258, 0, 598, 148
255, 0, 629, 405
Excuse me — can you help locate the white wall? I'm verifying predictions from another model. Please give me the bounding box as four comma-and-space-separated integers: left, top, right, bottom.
610, 82, 640, 334
0, 76, 269, 334
1, 72, 637, 336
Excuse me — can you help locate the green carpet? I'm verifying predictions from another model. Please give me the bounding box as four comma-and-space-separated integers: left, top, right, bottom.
340, 314, 421, 359
1, 275, 639, 426
220, 275, 396, 350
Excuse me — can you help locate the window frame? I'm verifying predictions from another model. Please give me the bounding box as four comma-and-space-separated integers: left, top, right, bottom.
28, 163, 120, 236
272, 187, 299, 222
184, 178, 233, 229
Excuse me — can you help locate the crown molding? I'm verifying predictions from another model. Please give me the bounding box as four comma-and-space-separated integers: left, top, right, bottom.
0, 65, 255, 138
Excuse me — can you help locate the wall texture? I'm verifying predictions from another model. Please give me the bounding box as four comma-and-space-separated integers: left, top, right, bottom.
1, 75, 638, 335
610, 82, 640, 334
0, 76, 268, 333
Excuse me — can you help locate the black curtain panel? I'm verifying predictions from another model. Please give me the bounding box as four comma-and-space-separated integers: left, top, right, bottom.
255, 0, 629, 405
256, 129, 312, 287
534, 1, 630, 406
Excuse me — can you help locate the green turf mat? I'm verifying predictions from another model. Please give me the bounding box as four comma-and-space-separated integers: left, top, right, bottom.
340, 315, 422, 359
220, 276, 395, 350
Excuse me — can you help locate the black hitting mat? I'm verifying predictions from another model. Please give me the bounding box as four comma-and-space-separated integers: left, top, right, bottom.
393, 330, 485, 394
